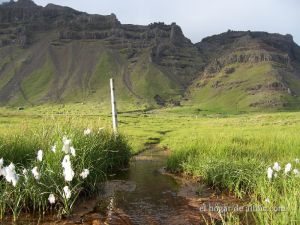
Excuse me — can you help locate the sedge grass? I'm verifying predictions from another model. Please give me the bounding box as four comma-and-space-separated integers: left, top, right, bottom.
0, 121, 130, 221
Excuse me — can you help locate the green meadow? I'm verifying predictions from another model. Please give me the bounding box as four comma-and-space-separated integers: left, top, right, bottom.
0, 105, 300, 224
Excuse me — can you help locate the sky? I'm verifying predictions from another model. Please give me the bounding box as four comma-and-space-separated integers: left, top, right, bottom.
1, 0, 300, 44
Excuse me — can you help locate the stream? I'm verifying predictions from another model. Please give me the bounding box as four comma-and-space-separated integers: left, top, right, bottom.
8, 145, 243, 225
74, 145, 220, 225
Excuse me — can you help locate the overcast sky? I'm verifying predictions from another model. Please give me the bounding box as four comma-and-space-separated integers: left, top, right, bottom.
1, 0, 300, 44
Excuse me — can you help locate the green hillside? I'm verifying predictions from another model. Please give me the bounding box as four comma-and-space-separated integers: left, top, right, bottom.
0, 1, 300, 112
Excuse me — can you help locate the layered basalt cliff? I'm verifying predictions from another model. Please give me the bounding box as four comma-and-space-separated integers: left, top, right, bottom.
0, 0, 299, 111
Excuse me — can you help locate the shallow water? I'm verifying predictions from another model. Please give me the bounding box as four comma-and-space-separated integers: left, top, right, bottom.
6, 146, 243, 224
94, 146, 202, 225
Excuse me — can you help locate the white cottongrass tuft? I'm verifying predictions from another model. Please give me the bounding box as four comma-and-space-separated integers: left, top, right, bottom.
48, 194, 56, 204
31, 166, 40, 180
70, 147, 76, 157
62, 137, 72, 154
284, 163, 292, 174
267, 167, 273, 181
51, 145, 57, 153
62, 155, 75, 182
63, 186, 71, 199
2, 163, 19, 186
37, 150, 43, 162
80, 169, 89, 179
273, 162, 281, 172
84, 128, 92, 136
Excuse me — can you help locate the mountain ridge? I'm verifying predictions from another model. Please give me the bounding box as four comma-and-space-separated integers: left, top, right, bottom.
0, 0, 300, 111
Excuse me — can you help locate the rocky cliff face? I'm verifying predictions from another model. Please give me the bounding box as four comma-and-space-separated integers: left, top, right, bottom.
0, 0, 299, 111
187, 31, 300, 111
196, 31, 299, 74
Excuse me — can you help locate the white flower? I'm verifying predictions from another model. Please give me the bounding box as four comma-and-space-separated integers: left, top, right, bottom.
62, 138, 72, 154
80, 169, 89, 179
3, 163, 19, 186
84, 128, 92, 136
22, 169, 28, 181
31, 166, 40, 180
295, 158, 299, 164
62, 155, 71, 168
70, 147, 76, 157
63, 167, 75, 182
274, 173, 278, 178
293, 169, 299, 176
265, 198, 270, 203
62, 155, 74, 182
22, 169, 28, 174
267, 167, 273, 181
63, 186, 71, 199
48, 194, 56, 204
273, 162, 281, 172
284, 163, 292, 174
37, 150, 43, 162
51, 145, 57, 153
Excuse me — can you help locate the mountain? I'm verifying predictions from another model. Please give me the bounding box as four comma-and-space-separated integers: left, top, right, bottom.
189, 31, 300, 111
0, 0, 299, 111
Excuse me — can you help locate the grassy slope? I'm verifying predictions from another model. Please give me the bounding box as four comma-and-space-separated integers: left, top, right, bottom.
0, 38, 182, 110
187, 62, 300, 112
21, 58, 54, 104
130, 52, 180, 104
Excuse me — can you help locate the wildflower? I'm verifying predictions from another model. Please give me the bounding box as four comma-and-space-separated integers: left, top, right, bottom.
70, 147, 76, 157
293, 169, 299, 176
273, 162, 281, 172
284, 163, 292, 174
265, 198, 270, 203
63, 186, 71, 199
31, 166, 40, 180
80, 169, 89, 179
295, 158, 299, 164
23, 169, 28, 181
48, 194, 56, 204
3, 163, 19, 187
267, 167, 273, 180
62, 155, 74, 182
62, 138, 72, 154
62, 155, 71, 168
51, 145, 57, 153
37, 150, 43, 162
84, 128, 92, 136
274, 173, 278, 178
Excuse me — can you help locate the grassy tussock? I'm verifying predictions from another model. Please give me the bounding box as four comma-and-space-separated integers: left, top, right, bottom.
0, 122, 130, 221
165, 113, 300, 224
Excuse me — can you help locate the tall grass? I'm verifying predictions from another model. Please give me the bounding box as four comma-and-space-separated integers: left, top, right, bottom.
0, 122, 130, 221
164, 112, 300, 224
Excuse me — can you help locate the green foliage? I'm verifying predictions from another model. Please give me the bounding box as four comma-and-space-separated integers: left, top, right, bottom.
0, 122, 130, 221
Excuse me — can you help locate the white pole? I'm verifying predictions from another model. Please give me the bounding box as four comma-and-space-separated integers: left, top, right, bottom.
110, 78, 118, 134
